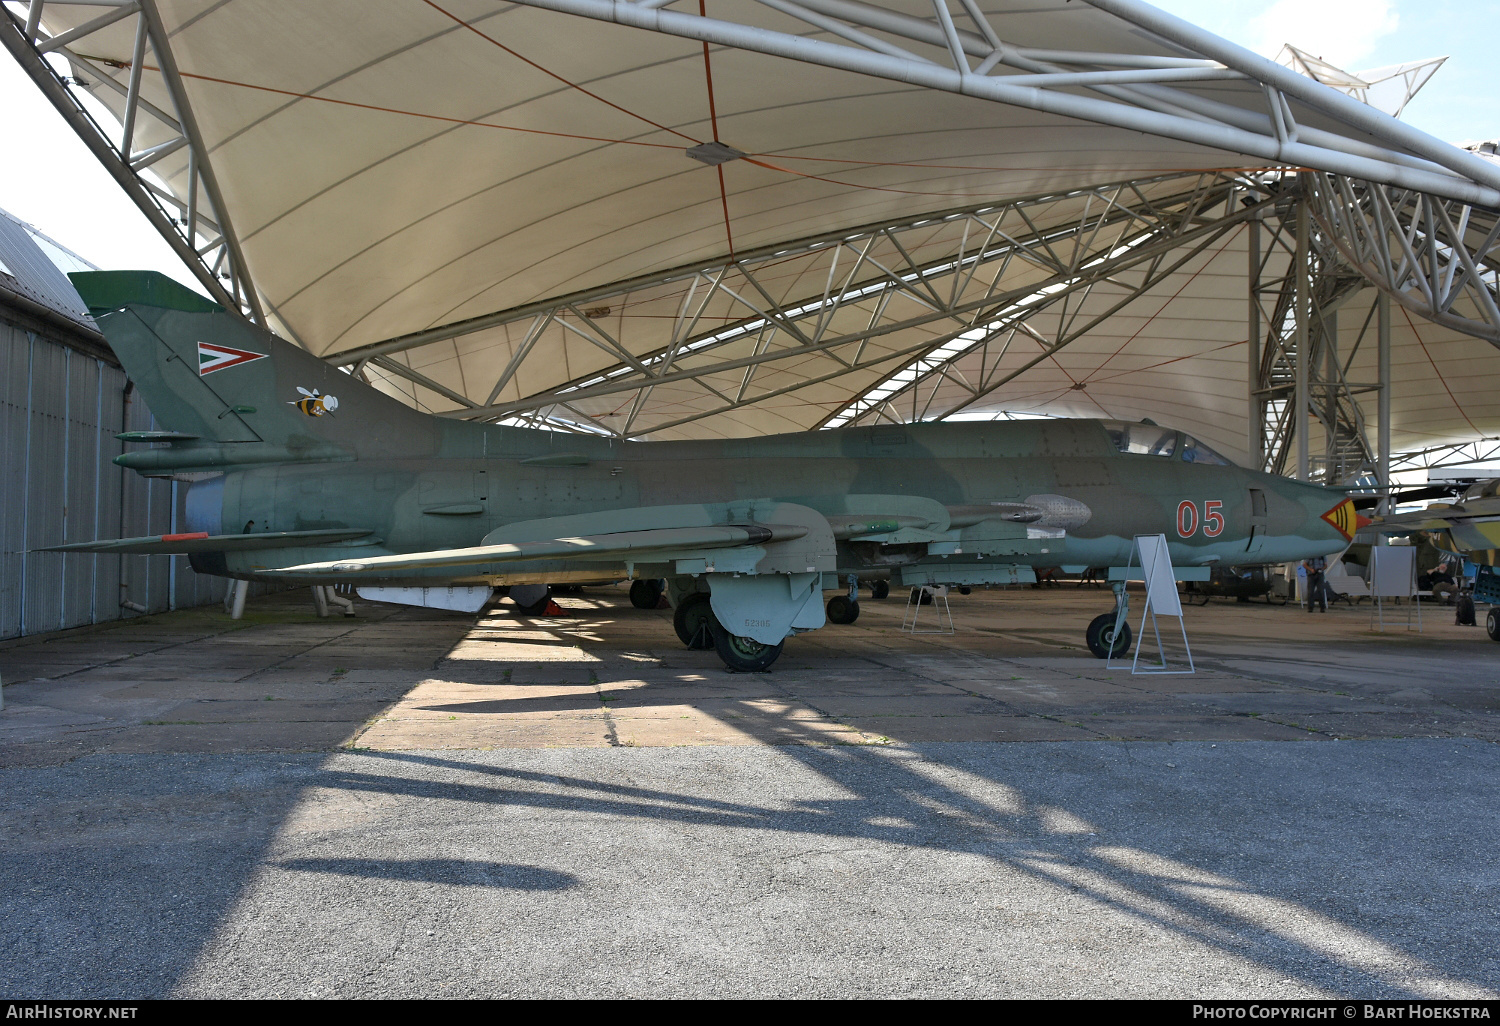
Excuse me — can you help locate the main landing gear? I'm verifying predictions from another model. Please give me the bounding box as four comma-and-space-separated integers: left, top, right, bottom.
629, 578, 664, 609
674, 593, 716, 649
673, 591, 784, 670
826, 573, 862, 624
710, 621, 784, 672
1085, 581, 1135, 660
827, 595, 859, 624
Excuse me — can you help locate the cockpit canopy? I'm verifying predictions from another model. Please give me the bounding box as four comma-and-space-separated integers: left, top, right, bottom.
1101, 421, 1234, 466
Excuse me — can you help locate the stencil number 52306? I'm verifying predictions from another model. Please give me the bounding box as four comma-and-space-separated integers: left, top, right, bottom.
1176, 500, 1224, 538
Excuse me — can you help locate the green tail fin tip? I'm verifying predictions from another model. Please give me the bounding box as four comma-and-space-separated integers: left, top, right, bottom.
69, 270, 223, 316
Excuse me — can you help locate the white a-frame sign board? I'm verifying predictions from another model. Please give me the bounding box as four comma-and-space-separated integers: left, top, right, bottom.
1108, 534, 1195, 675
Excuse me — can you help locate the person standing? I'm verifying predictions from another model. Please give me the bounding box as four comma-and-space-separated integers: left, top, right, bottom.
1305, 556, 1329, 613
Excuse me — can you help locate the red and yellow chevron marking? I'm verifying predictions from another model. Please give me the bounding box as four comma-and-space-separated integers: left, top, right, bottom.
1321, 498, 1369, 541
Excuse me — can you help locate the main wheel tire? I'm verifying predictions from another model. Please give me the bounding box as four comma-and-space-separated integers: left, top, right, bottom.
673, 593, 717, 649
1085, 612, 1133, 660
826, 594, 860, 624
909, 588, 933, 605
710, 621, 784, 672
1486, 607, 1500, 642
869, 580, 890, 600
629, 578, 664, 609
1456, 594, 1476, 627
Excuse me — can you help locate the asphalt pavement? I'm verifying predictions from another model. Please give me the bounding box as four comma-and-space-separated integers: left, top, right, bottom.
2, 740, 1496, 998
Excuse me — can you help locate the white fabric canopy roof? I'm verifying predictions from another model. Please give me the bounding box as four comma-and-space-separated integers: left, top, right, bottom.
29, 0, 1500, 463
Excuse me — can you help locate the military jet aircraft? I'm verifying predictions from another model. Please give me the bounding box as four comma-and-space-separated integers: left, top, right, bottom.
48, 271, 1357, 671
1369, 482, 1500, 639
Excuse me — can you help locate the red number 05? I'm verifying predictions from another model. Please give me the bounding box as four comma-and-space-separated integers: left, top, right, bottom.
1177, 500, 1224, 537
1176, 500, 1197, 537
1203, 500, 1224, 537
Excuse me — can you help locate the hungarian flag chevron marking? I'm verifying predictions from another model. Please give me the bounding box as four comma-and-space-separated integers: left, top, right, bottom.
197, 341, 267, 376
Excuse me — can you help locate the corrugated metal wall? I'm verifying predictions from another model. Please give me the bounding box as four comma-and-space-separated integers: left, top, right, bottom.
1, 315, 242, 640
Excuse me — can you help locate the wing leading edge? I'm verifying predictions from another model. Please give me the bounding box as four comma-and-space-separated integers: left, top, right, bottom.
270, 523, 809, 576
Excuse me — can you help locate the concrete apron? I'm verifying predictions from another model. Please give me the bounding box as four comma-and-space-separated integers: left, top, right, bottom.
2, 586, 1497, 998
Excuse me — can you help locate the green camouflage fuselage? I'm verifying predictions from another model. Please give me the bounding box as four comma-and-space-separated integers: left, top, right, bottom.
185, 420, 1348, 585
72, 270, 1349, 588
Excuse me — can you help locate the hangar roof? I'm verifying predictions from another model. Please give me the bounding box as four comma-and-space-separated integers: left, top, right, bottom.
17, 0, 1500, 468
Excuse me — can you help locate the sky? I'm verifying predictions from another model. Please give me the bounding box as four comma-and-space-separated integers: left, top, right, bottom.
1, 0, 1496, 288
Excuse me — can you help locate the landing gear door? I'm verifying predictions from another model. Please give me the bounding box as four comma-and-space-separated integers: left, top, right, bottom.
1245, 488, 1268, 558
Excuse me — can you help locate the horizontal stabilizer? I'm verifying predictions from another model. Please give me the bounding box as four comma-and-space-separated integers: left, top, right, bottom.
39, 528, 374, 555
116, 430, 199, 443
270, 523, 809, 576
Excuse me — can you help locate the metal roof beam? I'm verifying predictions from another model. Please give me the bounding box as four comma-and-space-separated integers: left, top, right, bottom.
1083, 0, 1500, 196
0, 3, 247, 315
1307, 174, 1500, 345
1, 1, 266, 324
460, 178, 1268, 429
506, 0, 1499, 206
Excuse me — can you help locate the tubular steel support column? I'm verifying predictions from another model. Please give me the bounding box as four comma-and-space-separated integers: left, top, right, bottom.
1324, 307, 1338, 479
1295, 190, 1311, 482
1247, 213, 1263, 470
1378, 291, 1392, 518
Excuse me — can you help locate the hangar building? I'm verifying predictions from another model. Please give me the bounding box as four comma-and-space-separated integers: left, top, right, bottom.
0, 208, 244, 639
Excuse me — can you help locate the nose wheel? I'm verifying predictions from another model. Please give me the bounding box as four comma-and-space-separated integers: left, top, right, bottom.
826, 594, 860, 624
1086, 612, 1133, 659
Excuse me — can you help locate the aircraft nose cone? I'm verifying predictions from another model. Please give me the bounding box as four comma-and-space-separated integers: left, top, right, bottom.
1284, 483, 1358, 557
1319, 497, 1361, 542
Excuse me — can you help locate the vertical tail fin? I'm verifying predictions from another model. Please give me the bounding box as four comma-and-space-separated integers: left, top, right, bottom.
70, 270, 440, 462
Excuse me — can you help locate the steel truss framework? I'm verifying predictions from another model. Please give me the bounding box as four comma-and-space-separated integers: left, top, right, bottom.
1247, 189, 1381, 486
7, 0, 1500, 486
1, 0, 263, 325
1307, 171, 1500, 346
1388, 440, 1500, 475
504, 0, 1500, 207
345, 173, 1266, 438
822, 176, 1260, 430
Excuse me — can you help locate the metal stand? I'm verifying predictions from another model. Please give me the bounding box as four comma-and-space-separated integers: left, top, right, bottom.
1108, 534, 1194, 675
1370, 547, 1421, 632
902, 585, 953, 634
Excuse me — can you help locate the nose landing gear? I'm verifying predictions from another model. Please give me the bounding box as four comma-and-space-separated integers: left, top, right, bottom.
826, 573, 861, 624
1086, 581, 1135, 659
